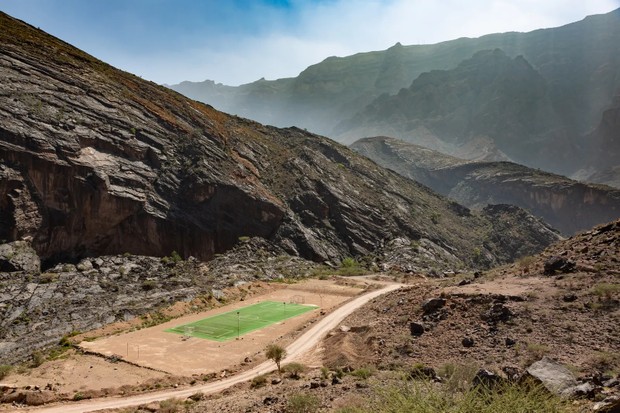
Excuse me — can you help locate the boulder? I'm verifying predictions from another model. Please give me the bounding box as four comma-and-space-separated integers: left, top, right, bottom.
543, 256, 576, 275
526, 357, 577, 395
0, 241, 40, 273
409, 322, 425, 336
422, 298, 446, 314
482, 303, 512, 323
461, 337, 475, 347
472, 369, 503, 389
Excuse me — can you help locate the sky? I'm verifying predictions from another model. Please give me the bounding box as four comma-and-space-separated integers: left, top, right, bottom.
2, 0, 619, 86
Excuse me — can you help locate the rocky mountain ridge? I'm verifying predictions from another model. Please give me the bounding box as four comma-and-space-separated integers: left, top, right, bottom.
352, 136, 620, 236
0, 11, 559, 270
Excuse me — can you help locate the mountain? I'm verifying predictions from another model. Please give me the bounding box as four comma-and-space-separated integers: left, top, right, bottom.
352, 136, 620, 235
0, 12, 560, 273
338, 49, 576, 172
170, 9, 620, 177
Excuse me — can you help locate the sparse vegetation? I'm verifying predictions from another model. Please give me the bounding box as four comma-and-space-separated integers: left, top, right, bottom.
351, 367, 374, 380
336, 381, 576, 413
0, 364, 11, 379
287, 393, 320, 413
30, 351, 44, 368
251, 374, 268, 388
158, 397, 184, 413
338, 257, 367, 276
591, 283, 619, 299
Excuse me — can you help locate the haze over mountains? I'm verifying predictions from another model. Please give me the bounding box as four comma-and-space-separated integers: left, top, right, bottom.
170, 8, 620, 183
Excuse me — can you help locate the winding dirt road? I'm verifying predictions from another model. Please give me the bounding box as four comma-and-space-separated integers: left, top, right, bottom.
25, 282, 403, 413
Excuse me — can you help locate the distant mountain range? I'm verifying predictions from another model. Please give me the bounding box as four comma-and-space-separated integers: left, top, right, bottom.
170, 9, 620, 181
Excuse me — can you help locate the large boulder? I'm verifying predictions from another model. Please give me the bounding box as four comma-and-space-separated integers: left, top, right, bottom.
0, 241, 40, 273
526, 357, 577, 395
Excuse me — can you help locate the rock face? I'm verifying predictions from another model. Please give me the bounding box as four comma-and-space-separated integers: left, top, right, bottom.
351, 136, 620, 235
0, 241, 40, 273
0, 254, 209, 363
0, 12, 560, 269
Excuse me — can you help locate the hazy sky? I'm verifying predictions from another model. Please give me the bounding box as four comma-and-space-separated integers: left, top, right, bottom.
2, 0, 619, 86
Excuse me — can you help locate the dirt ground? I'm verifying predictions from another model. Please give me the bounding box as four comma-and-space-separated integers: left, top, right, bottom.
1, 278, 365, 398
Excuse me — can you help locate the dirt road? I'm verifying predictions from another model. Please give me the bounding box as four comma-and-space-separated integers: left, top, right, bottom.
25, 282, 403, 413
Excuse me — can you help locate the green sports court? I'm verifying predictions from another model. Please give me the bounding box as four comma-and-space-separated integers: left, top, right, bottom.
165, 300, 316, 341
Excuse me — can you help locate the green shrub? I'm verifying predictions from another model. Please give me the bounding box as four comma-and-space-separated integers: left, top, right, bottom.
287, 393, 320, 413
284, 362, 306, 379
170, 250, 183, 263
251, 374, 267, 388
351, 367, 374, 380
0, 365, 11, 379
341, 257, 357, 268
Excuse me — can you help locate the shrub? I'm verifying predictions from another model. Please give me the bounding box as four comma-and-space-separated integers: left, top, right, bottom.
591, 283, 620, 299
0, 365, 11, 379
169, 250, 183, 263
438, 362, 479, 393
341, 257, 357, 268
158, 398, 183, 413
284, 362, 306, 379
251, 374, 267, 388
30, 351, 44, 368
351, 367, 374, 380
287, 393, 320, 413
39, 273, 58, 284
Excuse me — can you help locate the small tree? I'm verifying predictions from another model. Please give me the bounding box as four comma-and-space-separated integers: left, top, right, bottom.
266, 344, 286, 374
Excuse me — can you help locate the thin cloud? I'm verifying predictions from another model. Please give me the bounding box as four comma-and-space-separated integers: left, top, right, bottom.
2, 0, 618, 85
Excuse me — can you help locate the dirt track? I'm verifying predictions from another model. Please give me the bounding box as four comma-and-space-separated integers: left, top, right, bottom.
24, 282, 403, 413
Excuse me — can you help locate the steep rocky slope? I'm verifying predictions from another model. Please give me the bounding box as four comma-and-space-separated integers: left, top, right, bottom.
579, 96, 620, 188
352, 136, 620, 235
0, 12, 559, 270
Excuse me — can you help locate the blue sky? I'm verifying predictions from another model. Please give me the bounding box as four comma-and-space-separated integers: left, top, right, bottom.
2, 0, 619, 86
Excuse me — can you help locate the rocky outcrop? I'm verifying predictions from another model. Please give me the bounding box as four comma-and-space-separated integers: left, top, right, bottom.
0, 241, 39, 273
0, 254, 207, 363
351, 136, 620, 235
0, 12, 560, 270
